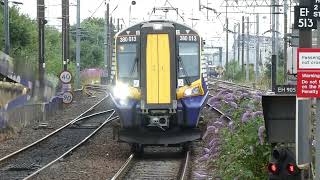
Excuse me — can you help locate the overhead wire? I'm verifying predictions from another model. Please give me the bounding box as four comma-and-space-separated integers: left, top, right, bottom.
88, 0, 105, 19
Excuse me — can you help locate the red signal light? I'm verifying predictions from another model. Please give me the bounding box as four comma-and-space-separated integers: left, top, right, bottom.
287, 163, 296, 174
268, 163, 279, 174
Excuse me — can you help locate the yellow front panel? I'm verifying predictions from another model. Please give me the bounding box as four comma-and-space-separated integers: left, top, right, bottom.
157, 34, 171, 104
146, 34, 159, 104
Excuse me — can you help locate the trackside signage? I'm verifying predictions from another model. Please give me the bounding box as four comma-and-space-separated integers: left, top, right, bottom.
297, 48, 320, 98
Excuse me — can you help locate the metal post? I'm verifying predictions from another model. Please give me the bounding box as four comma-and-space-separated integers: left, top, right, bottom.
315, 8, 320, 180
117, 18, 120, 32
241, 16, 245, 74
233, 24, 236, 79
233, 24, 236, 64
271, 0, 276, 91
62, 0, 68, 71
246, 16, 249, 81
219, 47, 222, 67
108, 16, 113, 82
275, 0, 279, 73
104, 4, 109, 82
129, 5, 131, 26
66, 0, 70, 70
255, 14, 259, 81
296, 0, 312, 172
316, 98, 320, 180
4, 0, 9, 54
76, 0, 81, 89
283, 0, 288, 83
37, 0, 45, 98
237, 23, 240, 66
225, 0, 229, 74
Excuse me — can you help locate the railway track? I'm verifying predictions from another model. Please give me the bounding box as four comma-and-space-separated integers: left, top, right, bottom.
0, 92, 117, 180
111, 149, 191, 180
207, 78, 264, 92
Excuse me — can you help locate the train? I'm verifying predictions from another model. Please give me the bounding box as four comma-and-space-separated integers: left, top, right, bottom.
110, 20, 208, 152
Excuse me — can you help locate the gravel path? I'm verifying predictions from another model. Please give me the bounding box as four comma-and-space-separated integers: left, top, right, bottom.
0, 91, 106, 158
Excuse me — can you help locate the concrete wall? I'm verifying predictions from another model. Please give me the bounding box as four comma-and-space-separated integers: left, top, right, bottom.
0, 96, 63, 131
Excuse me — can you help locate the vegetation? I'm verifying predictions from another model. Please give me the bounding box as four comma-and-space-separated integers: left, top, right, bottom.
205, 89, 271, 179
223, 50, 287, 89
0, 6, 106, 86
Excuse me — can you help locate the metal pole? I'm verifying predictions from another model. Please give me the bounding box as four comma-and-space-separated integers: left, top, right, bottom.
241, 16, 245, 74
104, 3, 109, 82
271, 0, 276, 91
255, 14, 259, 81
275, 0, 279, 71
129, 5, 131, 26
225, 0, 228, 74
108, 16, 113, 82
37, 0, 45, 98
237, 23, 240, 66
297, 0, 312, 173
233, 24, 236, 79
219, 47, 222, 67
62, 0, 68, 71
283, 0, 288, 83
233, 24, 236, 64
117, 18, 120, 32
317, 98, 320, 180
76, 0, 81, 89
4, 0, 9, 54
66, 0, 70, 70
315, 8, 320, 180
246, 16, 249, 81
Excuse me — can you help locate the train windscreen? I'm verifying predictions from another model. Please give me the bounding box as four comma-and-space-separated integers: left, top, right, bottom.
117, 43, 138, 78
178, 42, 199, 78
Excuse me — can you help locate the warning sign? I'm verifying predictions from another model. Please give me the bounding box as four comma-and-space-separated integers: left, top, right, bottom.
297, 72, 320, 97
297, 48, 320, 98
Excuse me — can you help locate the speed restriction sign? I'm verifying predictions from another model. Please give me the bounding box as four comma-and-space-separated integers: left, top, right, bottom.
60, 71, 72, 84
62, 91, 73, 104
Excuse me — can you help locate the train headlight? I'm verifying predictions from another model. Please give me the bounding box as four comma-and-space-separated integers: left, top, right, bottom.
184, 86, 200, 97
113, 82, 130, 100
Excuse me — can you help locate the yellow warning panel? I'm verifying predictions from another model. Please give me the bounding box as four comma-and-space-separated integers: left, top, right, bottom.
158, 34, 171, 104
146, 34, 159, 104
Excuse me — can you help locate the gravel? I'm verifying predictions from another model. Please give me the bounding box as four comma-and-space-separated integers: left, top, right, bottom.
33, 124, 131, 180
0, 91, 106, 158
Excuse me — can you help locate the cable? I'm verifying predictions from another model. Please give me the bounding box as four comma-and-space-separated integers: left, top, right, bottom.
164, 0, 185, 21
88, 0, 105, 19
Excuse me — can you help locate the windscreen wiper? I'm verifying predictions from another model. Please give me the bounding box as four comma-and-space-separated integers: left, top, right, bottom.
129, 57, 138, 76
177, 56, 191, 86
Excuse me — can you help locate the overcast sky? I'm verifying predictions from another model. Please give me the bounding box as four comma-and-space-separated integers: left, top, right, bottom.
16, 0, 296, 49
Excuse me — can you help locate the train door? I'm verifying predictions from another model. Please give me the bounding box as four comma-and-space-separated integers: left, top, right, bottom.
140, 22, 176, 109
146, 34, 171, 104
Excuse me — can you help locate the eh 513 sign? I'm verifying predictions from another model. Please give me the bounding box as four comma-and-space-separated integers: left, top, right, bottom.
294, 0, 320, 29
294, 6, 317, 29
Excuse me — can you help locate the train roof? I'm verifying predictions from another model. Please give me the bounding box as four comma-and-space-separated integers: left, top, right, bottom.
115, 20, 200, 37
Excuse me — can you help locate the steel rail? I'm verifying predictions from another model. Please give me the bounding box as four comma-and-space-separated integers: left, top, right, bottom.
71, 109, 113, 124
110, 154, 135, 180
0, 93, 109, 163
207, 94, 233, 122
180, 151, 191, 180
24, 113, 118, 180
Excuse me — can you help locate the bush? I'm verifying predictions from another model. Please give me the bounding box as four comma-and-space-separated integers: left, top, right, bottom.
205, 90, 271, 179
